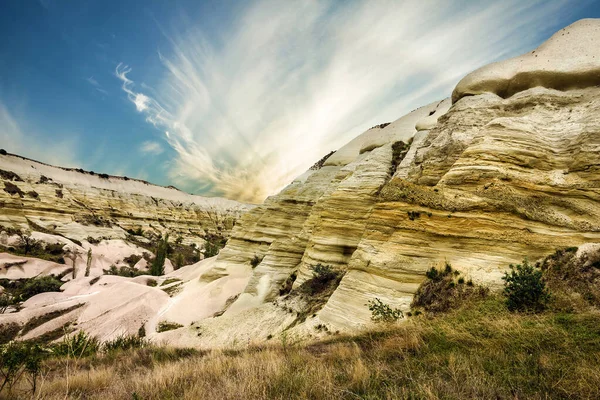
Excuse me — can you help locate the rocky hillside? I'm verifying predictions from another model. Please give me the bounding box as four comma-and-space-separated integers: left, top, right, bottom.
157, 19, 600, 347
1, 19, 598, 348
0, 153, 252, 242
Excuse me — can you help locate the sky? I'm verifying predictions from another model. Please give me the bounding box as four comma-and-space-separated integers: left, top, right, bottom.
1, 0, 599, 203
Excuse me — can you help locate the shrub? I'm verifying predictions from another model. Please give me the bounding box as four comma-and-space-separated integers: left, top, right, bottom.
15, 275, 63, 301
85, 249, 92, 277
103, 265, 146, 278
0, 169, 22, 181
0, 293, 13, 314
302, 264, 342, 295
51, 331, 99, 358
161, 278, 181, 287
126, 227, 144, 236
0, 322, 20, 344
86, 236, 100, 244
203, 234, 226, 258
407, 211, 421, 221
309, 150, 335, 170
103, 334, 147, 353
123, 253, 142, 268
503, 260, 550, 313
368, 298, 404, 323
412, 264, 488, 313
156, 321, 183, 333
279, 271, 297, 296
0, 341, 48, 395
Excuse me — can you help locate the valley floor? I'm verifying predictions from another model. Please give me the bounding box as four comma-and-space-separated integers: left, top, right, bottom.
4, 295, 600, 399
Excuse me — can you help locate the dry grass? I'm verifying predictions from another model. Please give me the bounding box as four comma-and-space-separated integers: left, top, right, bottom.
4, 295, 600, 399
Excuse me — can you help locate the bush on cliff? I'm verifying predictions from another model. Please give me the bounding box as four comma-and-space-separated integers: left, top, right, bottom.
503, 260, 549, 313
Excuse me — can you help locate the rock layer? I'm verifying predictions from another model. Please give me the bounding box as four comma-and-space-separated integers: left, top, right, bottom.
0, 154, 251, 242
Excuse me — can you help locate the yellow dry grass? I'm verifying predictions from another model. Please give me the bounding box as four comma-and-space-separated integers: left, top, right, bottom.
3, 296, 599, 399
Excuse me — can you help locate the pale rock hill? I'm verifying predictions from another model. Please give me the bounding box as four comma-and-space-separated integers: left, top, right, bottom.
0, 153, 252, 242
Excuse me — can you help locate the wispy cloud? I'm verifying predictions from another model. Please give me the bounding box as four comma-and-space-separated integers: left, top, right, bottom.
86, 76, 108, 95
116, 0, 579, 203
140, 140, 164, 155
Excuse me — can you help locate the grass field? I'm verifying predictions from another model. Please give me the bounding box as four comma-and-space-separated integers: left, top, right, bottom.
2, 295, 599, 399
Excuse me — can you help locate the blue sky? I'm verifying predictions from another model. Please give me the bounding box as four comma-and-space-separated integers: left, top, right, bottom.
1, 0, 599, 203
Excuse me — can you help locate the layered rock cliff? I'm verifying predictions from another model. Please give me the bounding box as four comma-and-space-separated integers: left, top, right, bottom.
158, 19, 600, 346
0, 153, 252, 242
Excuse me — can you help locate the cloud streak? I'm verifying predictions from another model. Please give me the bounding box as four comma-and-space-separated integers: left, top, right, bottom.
86, 76, 108, 95
140, 140, 164, 155
116, 0, 580, 203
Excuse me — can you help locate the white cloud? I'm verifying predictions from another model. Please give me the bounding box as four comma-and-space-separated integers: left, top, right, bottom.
116, 0, 579, 203
140, 140, 164, 155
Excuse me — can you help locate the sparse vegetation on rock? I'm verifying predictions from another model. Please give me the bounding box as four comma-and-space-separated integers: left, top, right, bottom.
156, 321, 183, 333
2, 181, 24, 197
412, 263, 488, 313
309, 150, 335, 170
367, 298, 403, 323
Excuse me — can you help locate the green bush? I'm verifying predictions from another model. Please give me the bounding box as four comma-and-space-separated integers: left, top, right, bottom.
203, 234, 227, 258
302, 264, 342, 295
103, 334, 147, 353
0, 341, 48, 395
103, 265, 146, 278
368, 298, 404, 323
52, 331, 100, 358
15, 275, 63, 301
503, 260, 550, 313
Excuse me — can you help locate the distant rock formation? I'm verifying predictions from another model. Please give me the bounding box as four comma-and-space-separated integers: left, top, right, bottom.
0, 153, 252, 242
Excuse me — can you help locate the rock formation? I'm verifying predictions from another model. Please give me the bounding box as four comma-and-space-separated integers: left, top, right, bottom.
0, 153, 252, 242
1, 19, 599, 348
159, 18, 600, 346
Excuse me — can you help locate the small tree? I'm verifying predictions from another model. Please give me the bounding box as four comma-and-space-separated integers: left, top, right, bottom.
85, 249, 92, 277
368, 298, 404, 323
151, 234, 169, 276
0, 341, 47, 395
503, 260, 550, 313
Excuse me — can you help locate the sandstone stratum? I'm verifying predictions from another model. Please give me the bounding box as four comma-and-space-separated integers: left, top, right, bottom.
1, 19, 599, 348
